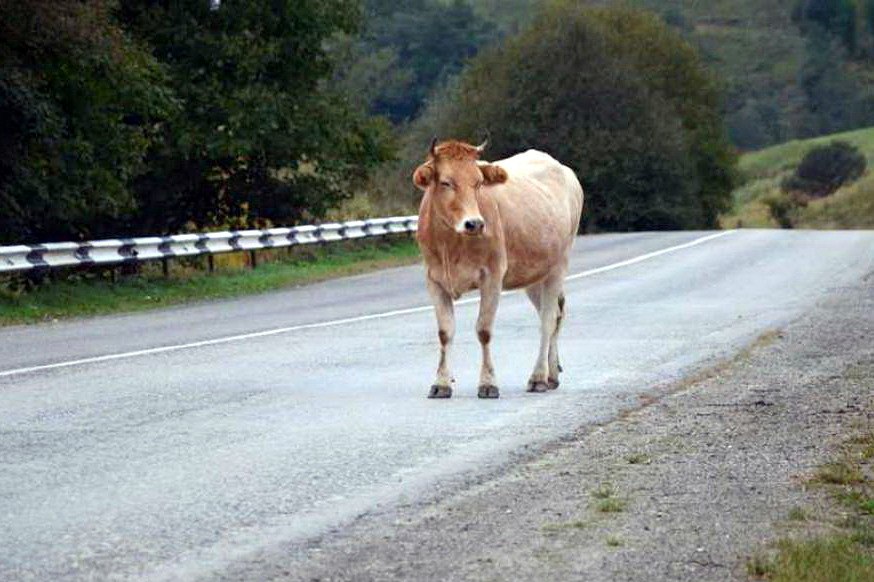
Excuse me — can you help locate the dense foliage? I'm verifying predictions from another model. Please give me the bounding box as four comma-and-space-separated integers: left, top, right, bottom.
335, 0, 500, 123
792, 0, 874, 56
0, 0, 175, 243
0, 0, 393, 244
423, 5, 736, 231
627, 0, 874, 150
782, 141, 867, 197
118, 0, 393, 235
8, 0, 874, 246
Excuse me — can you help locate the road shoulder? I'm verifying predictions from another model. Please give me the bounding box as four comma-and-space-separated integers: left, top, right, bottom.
223, 276, 874, 582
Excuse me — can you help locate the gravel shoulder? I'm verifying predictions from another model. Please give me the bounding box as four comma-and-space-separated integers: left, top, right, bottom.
224, 274, 874, 581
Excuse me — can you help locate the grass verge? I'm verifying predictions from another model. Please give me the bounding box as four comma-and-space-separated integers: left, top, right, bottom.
748, 428, 874, 581
0, 238, 420, 326
721, 126, 874, 229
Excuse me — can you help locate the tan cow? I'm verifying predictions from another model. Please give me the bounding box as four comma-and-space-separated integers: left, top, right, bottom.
414, 139, 584, 399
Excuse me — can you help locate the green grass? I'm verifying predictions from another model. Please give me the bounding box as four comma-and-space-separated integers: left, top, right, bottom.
763, 536, 874, 582
788, 506, 809, 522
589, 482, 628, 513
739, 126, 874, 181
721, 126, 874, 229
591, 483, 616, 499
596, 498, 628, 513
816, 460, 864, 486
799, 174, 874, 229
749, 430, 874, 581
747, 553, 776, 578
0, 238, 420, 326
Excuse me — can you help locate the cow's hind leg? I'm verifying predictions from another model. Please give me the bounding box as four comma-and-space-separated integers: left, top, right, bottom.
527, 275, 562, 393
526, 284, 562, 388
547, 293, 565, 390
426, 278, 455, 399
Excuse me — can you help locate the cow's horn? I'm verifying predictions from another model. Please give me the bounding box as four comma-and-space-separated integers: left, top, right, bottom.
429, 137, 438, 157
475, 139, 488, 153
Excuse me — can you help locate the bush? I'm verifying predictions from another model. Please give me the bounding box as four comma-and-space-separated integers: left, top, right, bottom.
782, 141, 867, 197
0, 0, 176, 244
0, 0, 395, 245
417, 4, 736, 231
120, 0, 395, 236
762, 191, 805, 229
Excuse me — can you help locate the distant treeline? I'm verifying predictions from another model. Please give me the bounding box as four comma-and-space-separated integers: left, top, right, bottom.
594, 0, 874, 150
2, 0, 872, 244
346, 1, 874, 151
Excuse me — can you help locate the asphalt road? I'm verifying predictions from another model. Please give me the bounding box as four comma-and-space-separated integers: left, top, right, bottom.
1, 230, 872, 581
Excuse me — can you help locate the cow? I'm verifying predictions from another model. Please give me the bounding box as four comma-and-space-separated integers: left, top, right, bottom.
414, 139, 584, 399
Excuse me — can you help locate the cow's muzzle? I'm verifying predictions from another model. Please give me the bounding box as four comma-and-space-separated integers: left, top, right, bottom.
461, 217, 485, 236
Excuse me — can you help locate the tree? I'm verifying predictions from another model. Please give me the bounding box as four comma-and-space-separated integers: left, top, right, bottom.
421, 4, 736, 231
793, 0, 857, 52
0, 0, 175, 244
868, 0, 874, 35
119, 0, 394, 233
337, 0, 499, 123
793, 28, 874, 138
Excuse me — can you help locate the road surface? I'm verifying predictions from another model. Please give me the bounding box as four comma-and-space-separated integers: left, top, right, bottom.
1, 230, 872, 580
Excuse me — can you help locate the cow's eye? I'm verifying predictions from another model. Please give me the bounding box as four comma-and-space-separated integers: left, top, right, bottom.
440, 181, 453, 189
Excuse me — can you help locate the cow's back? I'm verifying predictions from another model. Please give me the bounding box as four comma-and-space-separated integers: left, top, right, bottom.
484, 150, 583, 288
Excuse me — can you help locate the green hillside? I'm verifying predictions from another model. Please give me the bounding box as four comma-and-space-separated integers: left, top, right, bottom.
627, 0, 874, 149
468, 0, 874, 149
721, 126, 874, 229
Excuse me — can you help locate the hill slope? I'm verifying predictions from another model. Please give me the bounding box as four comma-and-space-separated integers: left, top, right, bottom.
721, 126, 874, 229
469, 0, 874, 149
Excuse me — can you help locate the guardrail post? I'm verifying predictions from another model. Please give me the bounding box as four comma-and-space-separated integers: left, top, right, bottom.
249, 250, 258, 269
207, 254, 215, 274
161, 257, 169, 278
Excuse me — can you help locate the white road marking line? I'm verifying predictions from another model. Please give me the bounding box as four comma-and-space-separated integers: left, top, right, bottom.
564, 230, 736, 281
0, 230, 736, 379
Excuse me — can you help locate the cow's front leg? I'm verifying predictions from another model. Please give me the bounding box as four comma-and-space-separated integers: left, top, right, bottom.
476, 276, 502, 399
426, 278, 455, 399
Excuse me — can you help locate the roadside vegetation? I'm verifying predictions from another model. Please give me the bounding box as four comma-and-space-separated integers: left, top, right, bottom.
0, 239, 419, 326
5, 1, 874, 322
4, 0, 874, 243
721, 126, 874, 229
747, 427, 874, 581
628, 0, 874, 150
400, 4, 737, 232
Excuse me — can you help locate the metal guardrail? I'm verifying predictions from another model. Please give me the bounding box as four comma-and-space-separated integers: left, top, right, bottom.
0, 216, 418, 274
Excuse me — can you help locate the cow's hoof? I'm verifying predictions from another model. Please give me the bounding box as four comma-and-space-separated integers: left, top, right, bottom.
547, 378, 560, 390
527, 380, 550, 393
428, 385, 452, 399
478, 384, 500, 399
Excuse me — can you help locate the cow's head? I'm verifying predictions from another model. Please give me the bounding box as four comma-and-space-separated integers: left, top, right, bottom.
414, 138, 508, 237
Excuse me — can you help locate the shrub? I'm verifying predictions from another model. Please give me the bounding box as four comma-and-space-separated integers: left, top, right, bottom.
0, 0, 176, 244
418, 4, 737, 231
782, 141, 867, 198
763, 192, 800, 229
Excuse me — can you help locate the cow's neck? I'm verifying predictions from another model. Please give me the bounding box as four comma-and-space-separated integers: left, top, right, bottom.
423, 210, 493, 299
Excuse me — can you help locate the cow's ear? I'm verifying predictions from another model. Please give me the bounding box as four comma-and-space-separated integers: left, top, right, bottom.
481, 164, 508, 185
413, 163, 435, 190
